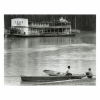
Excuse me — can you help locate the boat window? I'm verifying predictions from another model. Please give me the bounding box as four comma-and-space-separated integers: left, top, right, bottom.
55, 23, 57, 26
57, 23, 60, 26
62, 23, 65, 26
50, 23, 52, 26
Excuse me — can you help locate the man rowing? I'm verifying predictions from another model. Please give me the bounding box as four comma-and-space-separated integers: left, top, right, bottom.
65, 66, 72, 76
86, 68, 93, 78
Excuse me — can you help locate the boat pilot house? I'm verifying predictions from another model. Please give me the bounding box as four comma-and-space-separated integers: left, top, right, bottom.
10, 17, 73, 36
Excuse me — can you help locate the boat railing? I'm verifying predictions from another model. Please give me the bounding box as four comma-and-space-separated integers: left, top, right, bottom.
28, 22, 71, 27
28, 25, 71, 28
29, 24, 49, 27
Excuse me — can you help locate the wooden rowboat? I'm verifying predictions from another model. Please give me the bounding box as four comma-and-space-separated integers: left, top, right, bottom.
21, 75, 86, 82
21, 69, 86, 82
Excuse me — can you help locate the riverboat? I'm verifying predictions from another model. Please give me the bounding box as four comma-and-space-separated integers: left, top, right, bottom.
8, 17, 76, 37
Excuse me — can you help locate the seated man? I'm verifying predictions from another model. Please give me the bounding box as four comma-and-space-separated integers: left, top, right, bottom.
65, 66, 72, 76
86, 68, 93, 78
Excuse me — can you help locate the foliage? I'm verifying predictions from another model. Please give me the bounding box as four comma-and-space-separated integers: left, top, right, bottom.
4, 15, 96, 31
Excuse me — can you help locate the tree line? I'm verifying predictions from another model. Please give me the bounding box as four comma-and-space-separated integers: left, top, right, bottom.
4, 15, 96, 31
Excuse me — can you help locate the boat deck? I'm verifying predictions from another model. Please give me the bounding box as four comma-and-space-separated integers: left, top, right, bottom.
7, 33, 76, 37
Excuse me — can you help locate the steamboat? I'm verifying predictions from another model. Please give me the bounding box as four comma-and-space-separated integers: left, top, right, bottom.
8, 17, 76, 37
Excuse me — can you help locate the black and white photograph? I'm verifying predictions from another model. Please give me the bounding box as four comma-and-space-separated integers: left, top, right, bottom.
1, 0, 100, 100
4, 14, 96, 86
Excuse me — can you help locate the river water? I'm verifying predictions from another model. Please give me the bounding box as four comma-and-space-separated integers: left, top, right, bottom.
4, 32, 96, 85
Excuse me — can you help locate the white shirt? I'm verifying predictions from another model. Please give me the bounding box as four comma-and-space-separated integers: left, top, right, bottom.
66, 68, 70, 74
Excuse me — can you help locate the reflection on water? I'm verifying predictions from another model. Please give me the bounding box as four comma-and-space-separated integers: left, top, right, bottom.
4, 33, 96, 85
